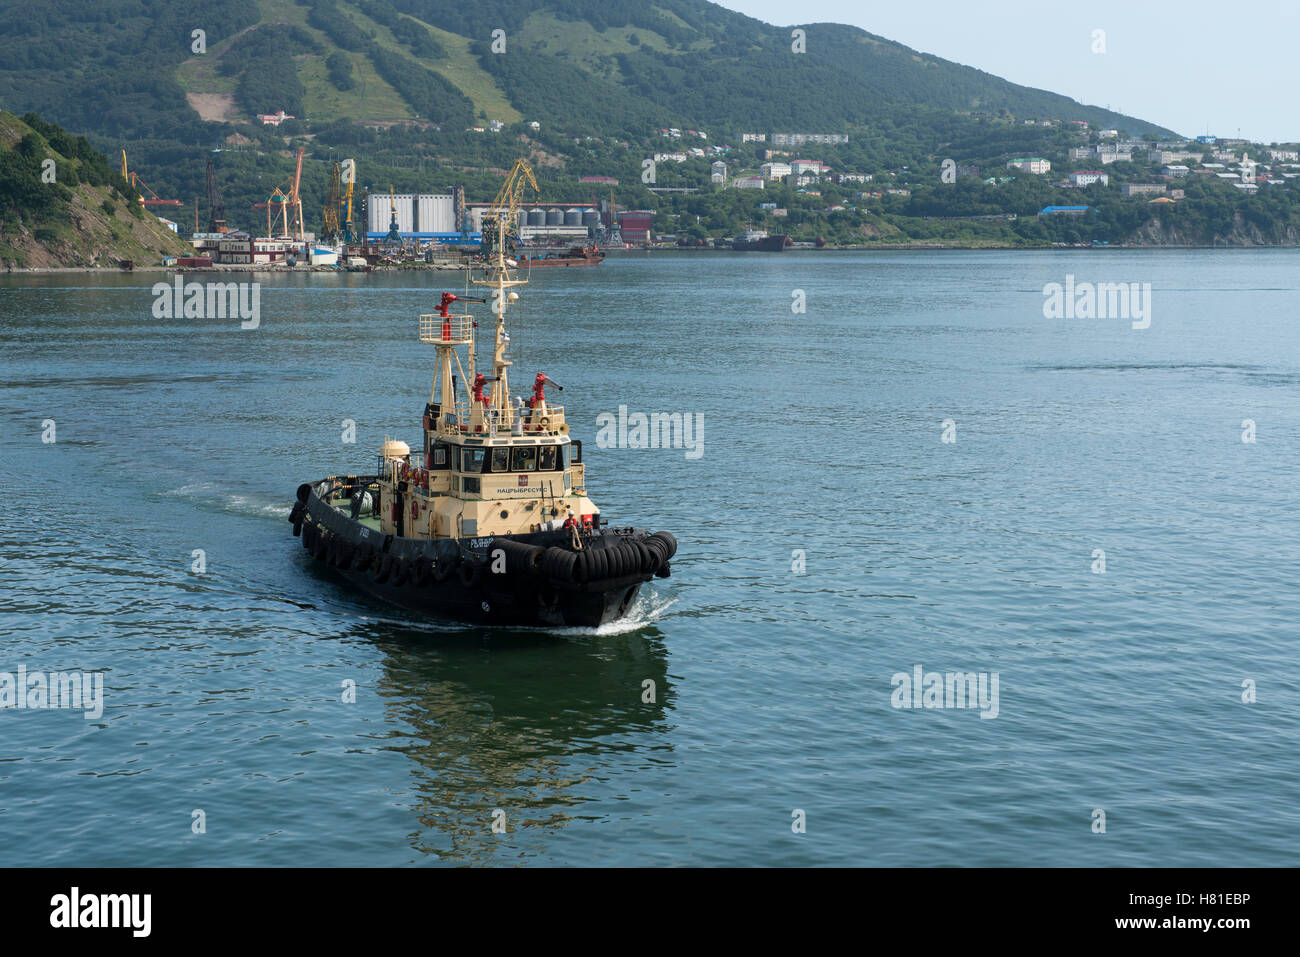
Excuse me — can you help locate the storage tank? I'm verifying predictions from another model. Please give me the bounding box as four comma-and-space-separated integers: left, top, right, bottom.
545, 208, 563, 226
581, 209, 598, 227
527, 209, 546, 227
564, 207, 582, 226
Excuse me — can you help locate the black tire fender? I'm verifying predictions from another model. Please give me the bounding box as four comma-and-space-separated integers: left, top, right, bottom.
355, 542, 375, 572
432, 557, 457, 583
636, 540, 659, 574
543, 547, 577, 583
587, 547, 608, 581
335, 542, 354, 571
648, 531, 678, 562
412, 560, 431, 587
458, 560, 483, 588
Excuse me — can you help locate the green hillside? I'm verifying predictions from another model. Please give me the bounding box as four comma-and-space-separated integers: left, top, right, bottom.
0, 0, 1295, 249
0, 111, 194, 268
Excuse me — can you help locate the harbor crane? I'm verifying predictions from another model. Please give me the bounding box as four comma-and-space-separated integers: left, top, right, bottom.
322, 160, 343, 243
205, 156, 227, 233
342, 159, 356, 243
481, 158, 539, 259
253, 148, 306, 244
119, 150, 180, 207
384, 185, 402, 243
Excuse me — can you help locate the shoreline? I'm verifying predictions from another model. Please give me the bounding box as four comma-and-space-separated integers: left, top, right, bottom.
7, 244, 1299, 273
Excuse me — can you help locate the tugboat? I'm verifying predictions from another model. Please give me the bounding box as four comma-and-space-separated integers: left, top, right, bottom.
287, 168, 676, 627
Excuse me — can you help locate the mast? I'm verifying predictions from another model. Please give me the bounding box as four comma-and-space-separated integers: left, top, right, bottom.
471, 212, 528, 419
418, 159, 538, 438
468, 158, 538, 422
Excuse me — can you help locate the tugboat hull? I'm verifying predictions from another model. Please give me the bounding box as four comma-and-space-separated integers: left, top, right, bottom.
288, 480, 674, 628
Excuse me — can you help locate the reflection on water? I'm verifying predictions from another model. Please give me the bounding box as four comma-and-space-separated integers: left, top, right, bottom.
354, 617, 673, 863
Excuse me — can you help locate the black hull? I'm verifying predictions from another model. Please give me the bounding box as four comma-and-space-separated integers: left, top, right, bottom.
731, 235, 791, 251
287, 479, 675, 628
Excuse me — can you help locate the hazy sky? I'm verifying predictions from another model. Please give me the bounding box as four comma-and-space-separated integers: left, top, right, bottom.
714, 0, 1299, 143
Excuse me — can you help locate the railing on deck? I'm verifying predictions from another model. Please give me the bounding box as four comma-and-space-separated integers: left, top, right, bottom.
418, 313, 474, 345
434, 401, 568, 436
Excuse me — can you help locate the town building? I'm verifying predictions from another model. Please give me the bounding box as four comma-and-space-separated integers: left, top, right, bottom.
1069, 171, 1109, 187
1007, 157, 1051, 174
1122, 183, 1167, 197
770, 133, 849, 146
216, 235, 252, 264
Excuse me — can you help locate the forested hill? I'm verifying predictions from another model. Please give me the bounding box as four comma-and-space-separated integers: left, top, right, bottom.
0, 111, 193, 268
18, 1, 1294, 252
0, 0, 1171, 146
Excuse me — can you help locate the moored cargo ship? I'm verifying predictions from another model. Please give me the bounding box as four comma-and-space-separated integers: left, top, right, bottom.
731, 229, 792, 251
516, 244, 605, 267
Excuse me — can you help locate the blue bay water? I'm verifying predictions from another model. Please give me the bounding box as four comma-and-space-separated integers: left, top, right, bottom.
0, 249, 1297, 866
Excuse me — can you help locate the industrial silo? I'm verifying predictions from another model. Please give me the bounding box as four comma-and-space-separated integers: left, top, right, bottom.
564, 207, 582, 226
527, 208, 545, 227
545, 208, 563, 226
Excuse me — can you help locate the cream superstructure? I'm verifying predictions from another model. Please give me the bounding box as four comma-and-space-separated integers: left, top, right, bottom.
372, 216, 597, 543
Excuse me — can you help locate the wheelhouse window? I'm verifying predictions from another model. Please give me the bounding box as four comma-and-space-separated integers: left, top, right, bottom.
539, 445, 558, 471
511, 446, 538, 472
428, 441, 450, 470
490, 447, 510, 472
461, 448, 486, 473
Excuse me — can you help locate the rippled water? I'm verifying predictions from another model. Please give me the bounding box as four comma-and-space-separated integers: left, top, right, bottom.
1, 249, 1298, 866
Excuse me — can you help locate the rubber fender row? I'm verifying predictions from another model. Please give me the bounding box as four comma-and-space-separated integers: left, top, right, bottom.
488, 538, 546, 575
539, 531, 678, 585
346, 538, 476, 590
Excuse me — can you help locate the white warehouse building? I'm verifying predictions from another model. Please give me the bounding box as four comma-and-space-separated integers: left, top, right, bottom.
365, 193, 456, 235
